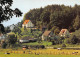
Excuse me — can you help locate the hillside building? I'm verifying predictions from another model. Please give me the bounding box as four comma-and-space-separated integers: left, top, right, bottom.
22, 20, 34, 28
59, 29, 70, 37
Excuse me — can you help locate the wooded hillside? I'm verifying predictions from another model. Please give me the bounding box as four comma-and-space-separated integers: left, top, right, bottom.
23, 4, 80, 32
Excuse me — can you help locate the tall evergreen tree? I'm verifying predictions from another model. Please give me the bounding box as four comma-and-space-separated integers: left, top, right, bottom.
73, 15, 80, 30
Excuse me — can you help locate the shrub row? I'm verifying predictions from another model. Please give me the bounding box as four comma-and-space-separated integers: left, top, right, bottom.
22, 45, 45, 49
62, 48, 80, 50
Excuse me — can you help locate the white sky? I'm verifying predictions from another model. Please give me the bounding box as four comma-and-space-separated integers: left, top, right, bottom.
1, 0, 80, 27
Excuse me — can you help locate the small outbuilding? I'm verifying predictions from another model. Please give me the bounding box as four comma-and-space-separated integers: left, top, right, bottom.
0, 34, 6, 40
19, 36, 37, 43
42, 31, 53, 40
59, 29, 70, 37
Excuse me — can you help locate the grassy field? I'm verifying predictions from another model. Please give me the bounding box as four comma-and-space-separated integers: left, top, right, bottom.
22, 41, 52, 46
22, 41, 80, 48
0, 53, 80, 57
1, 49, 80, 57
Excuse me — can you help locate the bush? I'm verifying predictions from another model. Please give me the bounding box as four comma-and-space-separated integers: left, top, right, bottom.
52, 41, 56, 45
51, 26, 60, 35
70, 35, 78, 44
1, 42, 7, 49
7, 33, 17, 48
62, 44, 66, 47
23, 45, 45, 49
66, 39, 70, 44
53, 47, 57, 49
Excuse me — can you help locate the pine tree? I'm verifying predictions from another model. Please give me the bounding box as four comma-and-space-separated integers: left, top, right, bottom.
73, 15, 80, 30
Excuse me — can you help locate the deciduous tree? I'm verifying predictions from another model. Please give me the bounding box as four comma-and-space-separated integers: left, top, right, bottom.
0, 0, 22, 33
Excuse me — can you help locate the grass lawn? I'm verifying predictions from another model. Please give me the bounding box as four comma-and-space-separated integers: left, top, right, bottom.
22, 41, 52, 46
0, 53, 80, 57
22, 41, 80, 49
22, 41, 80, 47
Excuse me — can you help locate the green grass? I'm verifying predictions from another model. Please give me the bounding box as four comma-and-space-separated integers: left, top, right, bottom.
22, 41, 52, 46
22, 41, 80, 48
0, 49, 80, 57
0, 53, 80, 57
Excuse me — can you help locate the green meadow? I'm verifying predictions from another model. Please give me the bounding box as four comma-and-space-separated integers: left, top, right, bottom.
0, 53, 80, 57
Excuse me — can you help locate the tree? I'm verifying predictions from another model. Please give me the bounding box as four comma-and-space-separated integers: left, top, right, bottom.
17, 21, 23, 28
54, 28, 60, 35
12, 26, 21, 34
7, 33, 17, 47
5, 26, 11, 33
23, 8, 43, 26
0, 0, 22, 33
73, 15, 80, 30
40, 11, 50, 24
23, 4, 80, 31
52, 40, 56, 45
51, 26, 60, 35
70, 35, 78, 44
1, 41, 7, 49
62, 44, 66, 47
0, 24, 5, 33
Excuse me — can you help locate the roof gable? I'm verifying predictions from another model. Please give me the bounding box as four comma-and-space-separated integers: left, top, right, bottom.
23, 20, 29, 24
59, 29, 69, 35
43, 31, 51, 36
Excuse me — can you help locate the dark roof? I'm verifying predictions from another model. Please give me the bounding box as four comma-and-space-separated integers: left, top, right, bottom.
21, 36, 34, 40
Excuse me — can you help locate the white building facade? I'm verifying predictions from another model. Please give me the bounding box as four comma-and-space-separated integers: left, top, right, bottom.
22, 20, 34, 28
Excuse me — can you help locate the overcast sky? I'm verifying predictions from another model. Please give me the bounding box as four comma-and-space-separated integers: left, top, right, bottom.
1, 0, 80, 27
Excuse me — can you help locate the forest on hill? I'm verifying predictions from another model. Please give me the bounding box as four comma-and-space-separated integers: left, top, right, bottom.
23, 4, 80, 32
